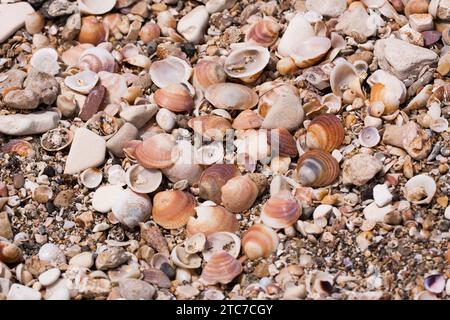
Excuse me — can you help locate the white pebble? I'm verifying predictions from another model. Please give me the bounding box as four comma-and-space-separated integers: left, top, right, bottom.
7, 284, 41, 300
38, 268, 61, 287
444, 206, 450, 220
373, 184, 393, 207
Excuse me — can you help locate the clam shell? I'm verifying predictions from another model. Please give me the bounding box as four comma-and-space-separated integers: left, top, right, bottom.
171, 244, 202, 269
185, 233, 206, 254
79, 47, 116, 73
78, 0, 116, 15
290, 36, 331, 68
267, 128, 298, 158
403, 174, 436, 205
188, 115, 232, 141
221, 175, 258, 213
234, 129, 270, 161
358, 126, 380, 148
195, 142, 224, 165
64, 70, 99, 94
80, 168, 103, 189
186, 205, 239, 236
162, 140, 203, 185
430, 117, 449, 133
205, 83, 259, 110
154, 84, 194, 113
149, 56, 192, 89
2, 140, 35, 158
322, 93, 342, 114
192, 60, 227, 92
242, 224, 279, 260
107, 165, 127, 186
245, 18, 280, 47
306, 114, 345, 152
139, 22, 161, 44
330, 61, 364, 98
30, 48, 60, 75
261, 190, 302, 229
125, 164, 162, 194
278, 14, 315, 57
232, 110, 263, 130
200, 251, 242, 285
152, 190, 196, 229
111, 188, 152, 229
424, 274, 445, 294
296, 150, 340, 187
62, 44, 94, 67
40, 128, 74, 152
199, 164, 240, 204
202, 232, 241, 261
143, 268, 171, 288
224, 45, 270, 81
78, 16, 107, 45
135, 133, 180, 169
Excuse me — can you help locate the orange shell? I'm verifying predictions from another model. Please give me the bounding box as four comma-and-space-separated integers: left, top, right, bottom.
135, 133, 179, 169
152, 190, 196, 229
200, 250, 242, 285
306, 114, 344, 152
260, 190, 301, 229
186, 205, 239, 236
242, 224, 279, 260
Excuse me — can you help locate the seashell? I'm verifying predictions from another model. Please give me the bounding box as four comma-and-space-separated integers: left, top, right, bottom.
403, 174, 436, 205
224, 45, 270, 82
185, 233, 206, 254
80, 168, 103, 189
123, 139, 141, 161
186, 205, 239, 236
126, 55, 151, 69
152, 190, 196, 229
405, 0, 429, 16
32, 186, 53, 203
78, 0, 117, 15
306, 114, 344, 152
25, 12, 45, 35
270, 156, 291, 175
322, 93, 342, 114
245, 18, 280, 47
176, 5, 209, 44
38, 243, 66, 265
200, 251, 242, 285
111, 188, 152, 229
140, 222, 169, 255
199, 164, 240, 204
221, 175, 258, 213
188, 115, 232, 141
358, 126, 380, 148
234, 129, 270, 161
125, 164, 162, 194
0, 241, 23, 264
139, 22, 161, 44
429, 117, 449, 133
257, 83, 304, 131
277, 56, 298, 75
64, 70, 99, 94
107, 165, 126, 186
424, 274, 445, 294
154, 84, 194, 113
367, 101, 385, 117
135, 133, 179, 169
98, 72, 127, 104
368, 70, 406, 115
79, 48, 116, 74
278, 14, 315, 57
162, 140, 203, 185
204, 289, 225, 300
267, 128, 298, 158
202, 231, 241, 261
296, 150, 340, 187
261, 190, 301, 229
149, 56, 192, 89
195, 142, 224, 165
192, 60, 227, 92
143, 268, 171, 288
62, 44, 94, 67
171, 245, 202, 269
330, 61, 364, 99
40, 128, 74, 152
150, 252, 171, 270
2, 139, 35, 158
289, 36, 331, 68
232, 110, 263, 130
205, 83, 259, 110
30, 48, 60, 76
155, 108, 176, 132
242, 224, 279, 260
78, 16, 107, 45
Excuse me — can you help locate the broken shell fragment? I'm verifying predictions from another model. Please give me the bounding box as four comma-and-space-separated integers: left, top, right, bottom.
242, 224, 279, 260
330, 61, 364, 98
403, 174, 436, 205
64, 70, 99, 94
30, 48, 60, 76
199, 164, 240, 204
171, 244, 202, 269
185, 233, 206, 254
358, 126, 380, 148
152, 190, 196, 229
135, 133, 179, 169
306, 114, 345, 152
368, 70, 406, 115
221, 175, 258, 213
186, 205, 239, 236
224, 45, 270, 82
205, 83, 259, 110
296, 150, 340, 187
261, 190, 302, 229
202, 232, 241, 261
80, 168, 103, 189
200, 251, 242, 285
125, 164, 162, 194
154, 84, 194, 113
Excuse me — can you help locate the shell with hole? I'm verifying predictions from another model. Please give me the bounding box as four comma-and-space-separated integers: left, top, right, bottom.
135, 133, 180, 169
242, 224, 279, 260
199, 164, 240, 204
205, 83, 259, 110
306, 114, 345, 152
152, 190, 196, 229
64, 70, 99, 94
221, 175, 259, 213
224, 44, 270, 83
125, 164, 162, 194
296, 150, 340, 187
330, 61, 364, 102
186, 204, 239, 236
200, 251, 242, 285
260, 190, 302, 229
111, 188, 152, 229
403, 174, 436, 205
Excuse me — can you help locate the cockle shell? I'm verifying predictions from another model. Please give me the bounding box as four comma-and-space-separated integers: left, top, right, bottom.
149, 56, 192, 89
171, 245, 201, 269
152, 190, 196, 229
64, 70, 99, 94
330, 61, 364, 99
79, 168, 103, 189
224, 45, 270, 82
260, 190, 302, 229
111, 188, 152, 229
125, 164, 162, 194
188, 115, 232, 141
205, 83, 259, 110
200, 251, 242, 285
202, 232, 241, 261
403, 174, 436, 204
30, 48, 60, 75
79, 47, 116, 73
154, 84, 194, 113
232, 110, 263, 130
267, 128, 298, 158
78, 16, 107, 45
78, 0, 117, 15
2, 139, 35, 157
242, 224, 279, 260
186, 205, 239, 236
40, 128, 74, 152
199, 164, 240, 204
143, 268, 171, 288
135, 133, 179, 169
278, 14, 315, 57
192, 60, 227, 92
221, 175, 258, 213
368, 70, 406, 115
185, 233, 206, 254
358, 126, 380, 147
306, 114, 345, 152
296, 150, 340, 187
290, 36, 332, 68
0, 241, 23, 264
245, 18, 280, 47
139, 22, 161, 44
107, 165, 126, 186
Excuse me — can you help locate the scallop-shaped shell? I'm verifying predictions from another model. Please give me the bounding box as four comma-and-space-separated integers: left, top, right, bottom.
242, 224, 279, 260
143, 268, 171, 288
162, 140, 203, 185
154, 84, 194, 113
78, 0, 116, 15
149, 56, 192, 89
330, 61, 364, 98
267, 128, 298, 158
296, 150, 340, 187
30, 48, 60, 75
125, 164, 162, 194
200, 251, 242, 285
245, 19, 281, 47
199, 164, 240, 204
306, 114, 344, 152
290, 36, 331, 68
152, 190, 196, 229
135, 133, 180, 169
64, 70, 99, 94
111, 188, 152, 229
170, 245, 201, 269
403, 174, 436, 205
185, 233, 206, 254
358, 126, 380, 148
139, 22, 161, 44
2, 140, 35, 157
78, 16, 107, 45
40, 128, 74, 152
188, 115, 232, 141
62, 44, 94, 67
260, 190, 301, 229
202, 231, 241, 261
205, 83, 259, 110
123, 139, 141, 161
0, 241, 23, 264
79, 47, 116, 73
224, 45, 270, 81
221, 175, 258, 213
232, 110, 263, 130
186, 205, 239, 236
80, 168, 102, 189
192, 60, 227, 92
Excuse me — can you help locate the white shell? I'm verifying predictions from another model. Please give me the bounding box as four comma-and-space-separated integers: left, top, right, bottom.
429, 117, 449, 133
30, 48, 60, 75
358, 126, 380, 148
125, 164, 162, 194
322, 93, 342, 113
79, 168, 103, 189
424, 274, 446, 294
403, 174, 436, 205
202, 232, 241, 262
64, 70, 99, 94
78, 0, 116, 15
278, 14, 315, 57
195, 142, 224, 165
224, 45, 270, 79
111, 188, 152, 229
171, 244, 202, 269
330, 61, 363, 97
107, 165, 127, 186
149, 56, 192, 89
92, 185, 123, 213
290, 36, 331, 68
184, 233, 206, 254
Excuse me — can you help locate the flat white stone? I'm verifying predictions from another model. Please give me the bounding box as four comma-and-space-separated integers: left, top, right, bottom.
38, 268, 61, 287
363, 202, 394, 222
409, 13, 434, 32
0, 111, 60, 136
444, 206, 450, 220
373, 184, 393, 207
92, 185, 123, 213
0, 2, 35, 43
64, 128, 106, 174
69, 252, 94, 268
7, 284, 41, 300
177, 5, 209, 44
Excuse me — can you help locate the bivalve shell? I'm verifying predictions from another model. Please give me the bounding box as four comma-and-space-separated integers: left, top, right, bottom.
78, 0, 117, 15
267, 128, 298, 158
403, 174, 436, 205
296, 150, 340, 187
192, 60, 227, 92
78, 16, 107, 45
135, 133, 179, 169
242, 224, 279, 260
186, 205, 239, 236
2, 140, 35, 158
205, 83, 259, 110
232, 110, 263, 130
306, 114, 345, 152
152, 190, 196, 229
125, 164, 162, 194
80, 168, 103, 189
154, 84, 194, 113
40, 128, 74, 152
224, 45, 270, 82
170, 245, 201, 269
330, 61, 364, 99
79, 47, 116, 73
185, 233, 206, 254
202, 232, 241, 261
200, 251, 242, 285
188, 115, 232, 141
64, 70, 99, 94
199, 164, 240, 204
111, 188, 152, 229
221, 175, 258, 213
149, 56, 192, 89
260, 190, 302, 229
245, 18, 280, 47
290, 36, 332, 68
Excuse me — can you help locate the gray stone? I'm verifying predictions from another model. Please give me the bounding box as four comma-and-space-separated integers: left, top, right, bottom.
0, 111, 60, 136
119, 104, 158, 129
24, 69, 60, 105
106, 123, 139, 157
61, 13, 80, 41
119, 279, 155, 300
41, 0, 78, 18
342, 154, 383, 186
7, 284, 41, 300
4, 88, 40, 110
95, 247, 130, 271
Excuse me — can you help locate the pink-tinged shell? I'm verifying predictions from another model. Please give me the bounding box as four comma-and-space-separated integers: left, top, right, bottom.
62, 44, 94, 67
232, 110, 263, 130
290, 36, 331, 68
205, 83, 259, 110
2, 140, 35, 157
78, 16, 107, 45
221, 175, 258, 213
135, 133, 180, 169
242, 224, 279, 260
188, 115, 232, 141
139, 22, 161, 44
200, 251, 242, 285
224, 45, 270, 81
202, 232, 241, 261
139, 222, 170, 255
424, 274, 445, 294
192, 60, 227, 92
98, 71, 127, 103
358, 126, 380, 147
199, 164, 241, 204
261, 190, 301, 228
154, 84, 194, 113
245, 19, 281, 47
123, 139, 141, 161
267, 128, 298, 158
79, 47, 116, 73
149, 56, 192, 89
186, 205, 239, 236
152, 190, 196, 230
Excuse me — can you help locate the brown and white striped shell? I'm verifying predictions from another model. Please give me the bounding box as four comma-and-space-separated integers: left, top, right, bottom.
245, 18, 281, 47
306, 114, 345, 152
296, 150, 340, 187
199, 164, 241, 204
242, 224, 279, 260
192, 60, 227, 91
186, 205, 239, 236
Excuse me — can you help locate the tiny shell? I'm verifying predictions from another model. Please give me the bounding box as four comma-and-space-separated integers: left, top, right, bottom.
140, 223, 169, 255
2, 140, 35, 158
186, 205, 239, 236
242, 224, 279, 260
80, 168, 103, 189
152, 190, 196, 229
200, 251, 242, 285
296, 150, 340, 187
195, 142, 224, 165
261, 190, 302, 229
221, 175, 258, 213
202, 232, 241, 261
358, 126, 380, 148
403, 174, 436, 205
135, 133, 179, 169
306, 114, 345, 152
154, 84, 194, 113
149, 56, 192, 89
199, 164, 240, 204
64, 70, 99, 94
30, 48, 60, 75
205, 83, 259, 110
125, 164, 162, 194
